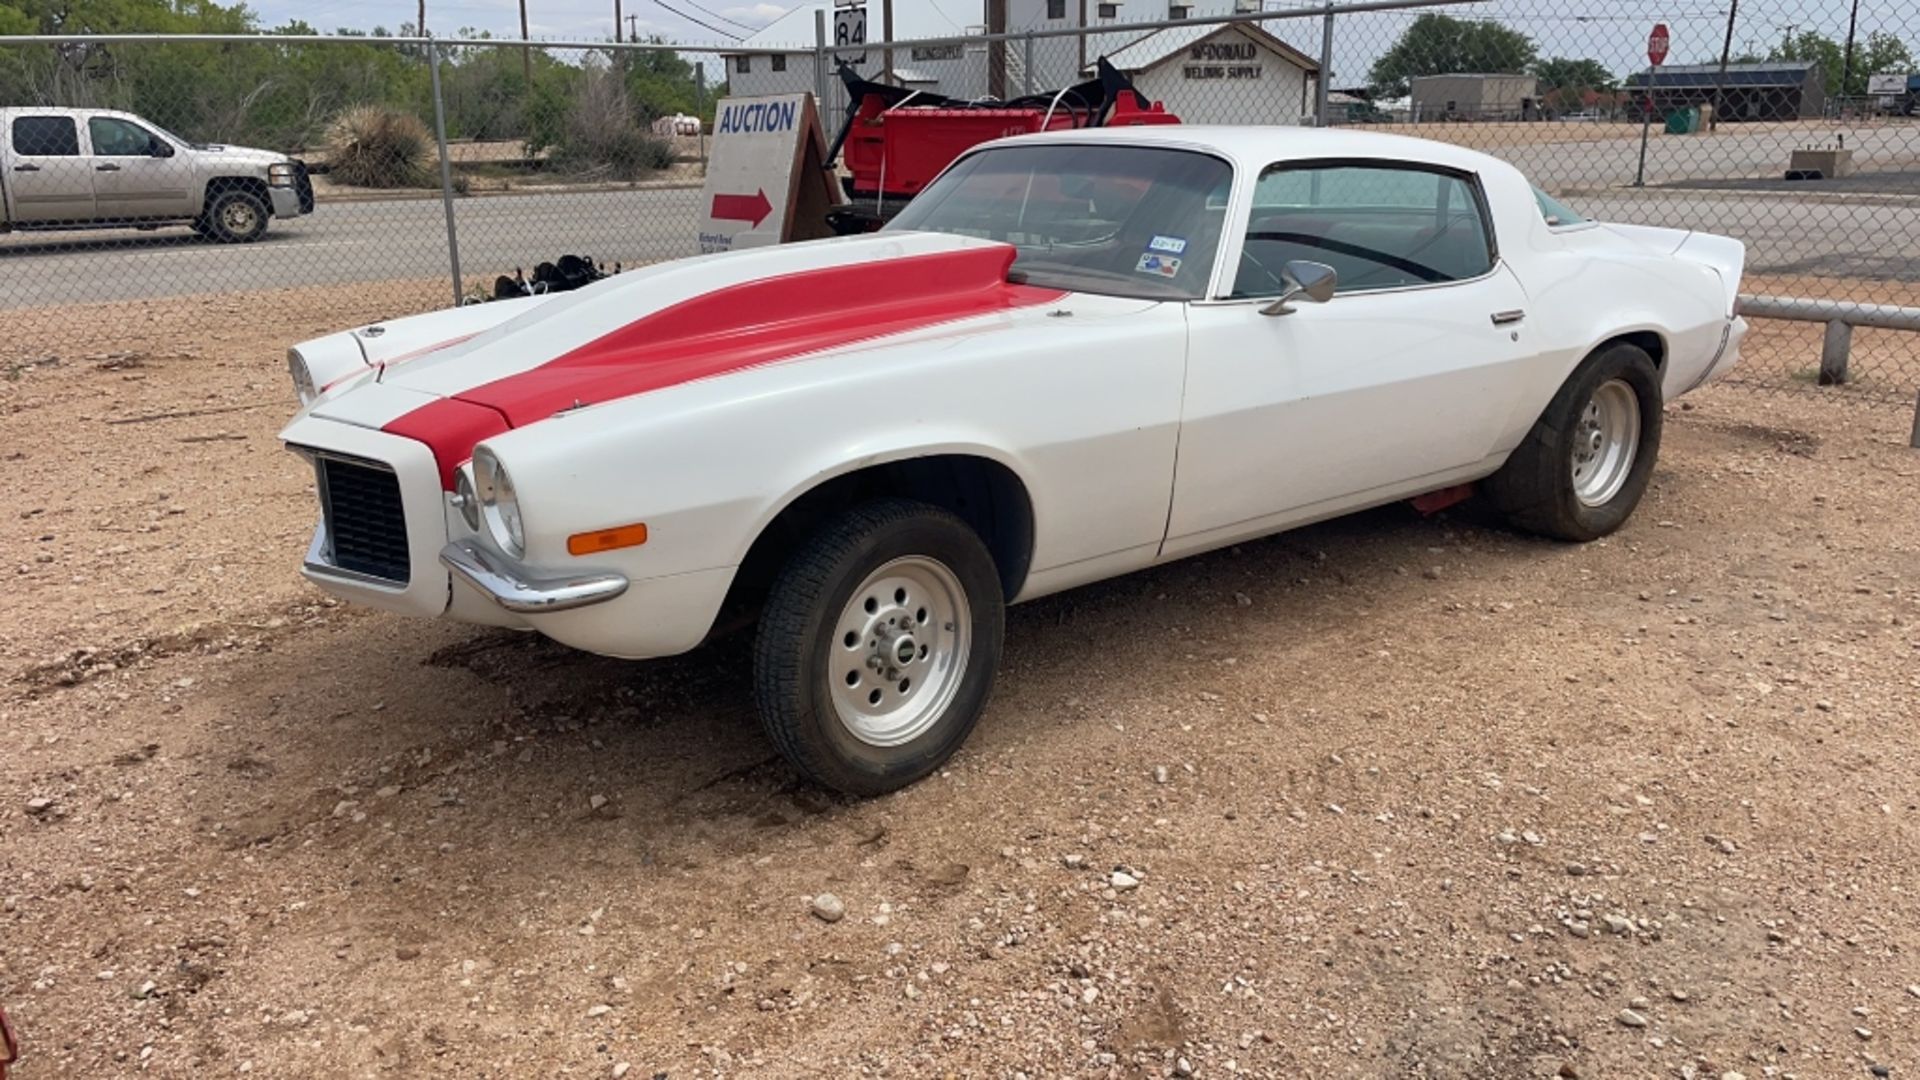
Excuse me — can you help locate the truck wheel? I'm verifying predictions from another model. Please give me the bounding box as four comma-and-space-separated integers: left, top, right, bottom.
753, 498, 1005, 796
204, 189, 269, 243
1483, 342, 1663, 542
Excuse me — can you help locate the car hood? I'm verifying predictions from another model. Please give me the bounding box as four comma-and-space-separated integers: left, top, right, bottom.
194, 144, 290, 166
312, 231, 1075, 487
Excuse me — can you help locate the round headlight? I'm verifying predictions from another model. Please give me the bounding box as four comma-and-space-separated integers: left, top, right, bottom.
473, 447, 525, 558
288, 349, 317, 405
454, 467, 481, 531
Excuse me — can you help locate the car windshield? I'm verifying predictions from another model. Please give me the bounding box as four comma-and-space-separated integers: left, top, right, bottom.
885, 144, 1233, 301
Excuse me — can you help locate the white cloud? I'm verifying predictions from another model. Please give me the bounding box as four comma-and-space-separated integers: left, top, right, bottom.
719, 3, 788, 29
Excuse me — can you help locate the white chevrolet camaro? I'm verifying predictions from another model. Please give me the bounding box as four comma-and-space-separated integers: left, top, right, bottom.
280, 125, 1747, 794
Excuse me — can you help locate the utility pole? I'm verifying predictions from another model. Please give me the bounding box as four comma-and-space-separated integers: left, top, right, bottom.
519, 0, 532, 87
625, 13, 640, 42
1840, 0, 1861, 99
1709, 0, 1738, 129
614, 0, 623, 42
417, 0, 427, 36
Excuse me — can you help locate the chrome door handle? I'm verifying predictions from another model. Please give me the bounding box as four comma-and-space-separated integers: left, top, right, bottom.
1490, 309, 1525, 326
95, 162, 121, 171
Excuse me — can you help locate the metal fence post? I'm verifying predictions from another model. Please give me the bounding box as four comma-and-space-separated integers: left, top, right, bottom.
426, 38, 463, 307
814, 9, 830, 109
1023, 32, 1035, 96
695, 60, 708, 169
1819, 320, 1852, 385
1315, 0, 1334, 125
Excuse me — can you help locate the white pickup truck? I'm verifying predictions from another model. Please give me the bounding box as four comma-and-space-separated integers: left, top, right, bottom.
0, 106, 314, 242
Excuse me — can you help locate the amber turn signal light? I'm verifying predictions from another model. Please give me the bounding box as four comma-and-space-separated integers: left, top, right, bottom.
567, 522, 648, 556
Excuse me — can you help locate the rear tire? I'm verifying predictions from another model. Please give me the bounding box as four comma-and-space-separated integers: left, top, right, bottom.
1483, 342, 1663, 541
203, 189, 269, 243
752, 498, 1005, 796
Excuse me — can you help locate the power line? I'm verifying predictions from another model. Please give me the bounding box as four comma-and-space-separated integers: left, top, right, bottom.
670, 0, 759, 33
650, 0, 745, 39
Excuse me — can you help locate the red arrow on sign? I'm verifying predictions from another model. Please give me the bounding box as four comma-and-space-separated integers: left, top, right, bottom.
711, 188, 773, 228
1648, 22, 1669, 66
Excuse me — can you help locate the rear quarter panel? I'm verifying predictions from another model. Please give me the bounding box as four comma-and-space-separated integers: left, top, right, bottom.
1483, 162, 1732, 442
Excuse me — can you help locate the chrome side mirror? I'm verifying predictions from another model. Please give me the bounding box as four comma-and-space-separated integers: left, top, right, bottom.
1259, 260, 1338, 316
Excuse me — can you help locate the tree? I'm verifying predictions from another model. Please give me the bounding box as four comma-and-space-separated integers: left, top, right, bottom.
1851, 31, 1915, 96
1532, 57, 1616, 96
1771, 29, 1844, 97
1368, 13, 1537, 97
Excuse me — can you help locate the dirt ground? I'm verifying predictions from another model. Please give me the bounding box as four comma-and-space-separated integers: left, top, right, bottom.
3, 283, 1920, 1079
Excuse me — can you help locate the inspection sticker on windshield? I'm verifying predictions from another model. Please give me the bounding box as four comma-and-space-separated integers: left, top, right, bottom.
1146, 234, 1187, 255
1135, 252, 1182, 278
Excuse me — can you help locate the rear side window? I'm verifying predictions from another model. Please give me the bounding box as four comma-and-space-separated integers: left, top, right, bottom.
1533, 186, 1586, 226
12, 115, 81, 156
1234, 162, 1494, 297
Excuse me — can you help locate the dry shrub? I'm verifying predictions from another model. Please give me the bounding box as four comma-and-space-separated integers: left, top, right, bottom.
552, 70, 675, 180
324, 105, 434, 188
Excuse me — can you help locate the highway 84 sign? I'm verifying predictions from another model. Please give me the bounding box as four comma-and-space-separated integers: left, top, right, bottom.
834, 1, 867, 65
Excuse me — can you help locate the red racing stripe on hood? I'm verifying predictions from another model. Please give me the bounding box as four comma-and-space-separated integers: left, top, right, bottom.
383, 244, 1064, 488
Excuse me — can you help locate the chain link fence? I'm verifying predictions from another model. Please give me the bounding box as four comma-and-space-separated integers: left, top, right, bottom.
3, 1, 1918, 407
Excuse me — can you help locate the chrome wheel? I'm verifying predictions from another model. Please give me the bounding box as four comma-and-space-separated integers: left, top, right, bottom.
829, 555, 971, 748
1570, 378, 1640, 507
220, 199, 260, 234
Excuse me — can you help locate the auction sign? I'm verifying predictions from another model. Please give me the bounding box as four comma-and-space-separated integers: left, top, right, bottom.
697, 93, 842, 254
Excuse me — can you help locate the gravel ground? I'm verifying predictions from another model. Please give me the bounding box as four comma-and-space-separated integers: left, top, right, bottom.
3, 284, 1920, 1079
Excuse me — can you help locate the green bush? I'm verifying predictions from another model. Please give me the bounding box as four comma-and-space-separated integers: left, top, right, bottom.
324, 104, 434, 188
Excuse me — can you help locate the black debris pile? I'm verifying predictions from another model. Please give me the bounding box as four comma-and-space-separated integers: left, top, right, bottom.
489, 254, 621, 300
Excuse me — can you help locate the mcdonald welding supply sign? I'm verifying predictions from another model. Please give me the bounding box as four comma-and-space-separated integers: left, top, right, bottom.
1183, 40, 1261, 80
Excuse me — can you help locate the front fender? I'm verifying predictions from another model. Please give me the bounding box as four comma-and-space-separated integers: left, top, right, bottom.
739, 433, 1043, 566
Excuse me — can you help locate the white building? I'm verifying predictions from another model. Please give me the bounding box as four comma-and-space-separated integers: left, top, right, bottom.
724, 0, 990, 102
722, 0, 1321, 126
1096, 20, 1317, 125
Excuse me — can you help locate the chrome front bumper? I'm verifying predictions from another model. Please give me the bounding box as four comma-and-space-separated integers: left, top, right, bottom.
439, 541, 629, 614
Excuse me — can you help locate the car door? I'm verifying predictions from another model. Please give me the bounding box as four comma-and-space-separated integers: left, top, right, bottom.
85, 115, 193, 220
5, 114, 94, 223
1165, 159, 1535, 556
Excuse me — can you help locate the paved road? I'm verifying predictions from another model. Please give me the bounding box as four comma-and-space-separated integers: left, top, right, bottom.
0, 187, 709, 309
2, 125, 1916, 309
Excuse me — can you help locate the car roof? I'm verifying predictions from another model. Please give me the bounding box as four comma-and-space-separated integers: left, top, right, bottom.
985, 123, 1514, 178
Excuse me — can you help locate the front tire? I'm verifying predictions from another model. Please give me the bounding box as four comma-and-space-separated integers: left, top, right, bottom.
752, 499, 1005, 796
1483, 342, 1664, 541
203, 189, 269, 243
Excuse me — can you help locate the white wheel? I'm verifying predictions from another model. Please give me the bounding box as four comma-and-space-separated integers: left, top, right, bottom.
1570, 378, 1641, 508
828, 556, 972, 748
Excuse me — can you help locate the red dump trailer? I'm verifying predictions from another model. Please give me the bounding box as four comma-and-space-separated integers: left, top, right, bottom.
824, 57, 1179, 233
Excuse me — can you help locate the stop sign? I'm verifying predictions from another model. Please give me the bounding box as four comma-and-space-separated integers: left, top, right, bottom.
1648, 22, 1670, 66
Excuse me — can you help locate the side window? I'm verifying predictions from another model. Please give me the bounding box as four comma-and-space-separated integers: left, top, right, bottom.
1232, 162, 1494, 297
1532, 186, 1585, 226
88, 117, 155, 157
735, 55, 752, 74
11, 116, 81, 157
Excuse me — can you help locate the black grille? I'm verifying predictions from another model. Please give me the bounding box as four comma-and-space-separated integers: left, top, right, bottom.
317, 455, 410, 584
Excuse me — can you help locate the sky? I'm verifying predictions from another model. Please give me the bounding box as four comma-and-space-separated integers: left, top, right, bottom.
244, 0, 1913, 85
246, 0, 792, 46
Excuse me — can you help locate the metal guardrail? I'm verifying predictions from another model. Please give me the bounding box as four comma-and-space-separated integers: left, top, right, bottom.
1737, 294, 1920, 446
